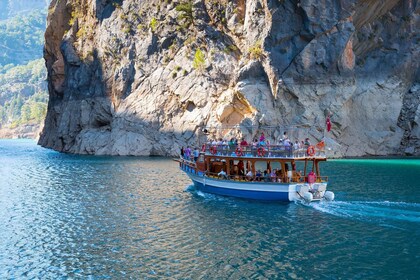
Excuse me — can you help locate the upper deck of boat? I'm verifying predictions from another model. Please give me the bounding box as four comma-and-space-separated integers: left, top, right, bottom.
200, 143, 327, 161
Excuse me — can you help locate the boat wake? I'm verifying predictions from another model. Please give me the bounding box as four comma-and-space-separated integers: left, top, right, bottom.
311, 200, 420, 224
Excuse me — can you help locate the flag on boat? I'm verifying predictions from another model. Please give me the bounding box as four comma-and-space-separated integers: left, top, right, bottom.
326, 115, 331, 132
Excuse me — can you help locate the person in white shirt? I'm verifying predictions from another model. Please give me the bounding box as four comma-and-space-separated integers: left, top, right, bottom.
218, 170, 228, 179
246, 170, 253, 181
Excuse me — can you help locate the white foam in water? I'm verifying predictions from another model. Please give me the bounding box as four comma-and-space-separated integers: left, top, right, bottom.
196, 190, 206, 198
311, 200, 420, 223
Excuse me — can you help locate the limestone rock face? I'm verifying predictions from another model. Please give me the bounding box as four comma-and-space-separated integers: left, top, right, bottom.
39, 0, 420, 156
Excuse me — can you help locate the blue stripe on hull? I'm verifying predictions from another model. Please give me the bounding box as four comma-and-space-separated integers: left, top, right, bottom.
192, 180, 290, 201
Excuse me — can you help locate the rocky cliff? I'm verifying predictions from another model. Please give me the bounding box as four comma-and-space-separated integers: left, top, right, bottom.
40, 0, 419, 156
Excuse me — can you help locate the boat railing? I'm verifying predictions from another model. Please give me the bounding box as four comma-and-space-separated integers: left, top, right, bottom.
201, 144, 326, 158
205, 171, 328, 184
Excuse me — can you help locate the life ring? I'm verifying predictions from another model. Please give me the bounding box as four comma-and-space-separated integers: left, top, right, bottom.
307, 145, 315, 156
257, 147, 266, 157
235, 147, 243, 156
201, 144, 206, 152
210, 146, 217, 155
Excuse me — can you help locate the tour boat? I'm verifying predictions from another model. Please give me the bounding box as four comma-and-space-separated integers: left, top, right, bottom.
177, 127, 335, 203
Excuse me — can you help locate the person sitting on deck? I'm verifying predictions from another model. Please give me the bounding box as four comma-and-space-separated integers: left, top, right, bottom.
294, 170, 302, 182
218, 169, 228, 179
276, 169, 283, 182
238, 160, 245, 176
270, 169, 277, 182
255, 170, 262, 181
246, 170, 253, 181
263, 170, 269, 182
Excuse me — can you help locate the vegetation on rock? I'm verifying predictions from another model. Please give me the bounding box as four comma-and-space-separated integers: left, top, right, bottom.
0, 59, 48, 129
0, 10, 46, 70
0, 1, 48, 137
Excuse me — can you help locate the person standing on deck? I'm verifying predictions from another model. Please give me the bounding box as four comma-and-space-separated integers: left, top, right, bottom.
185, 146, 191, 160
193, 147, 200, 162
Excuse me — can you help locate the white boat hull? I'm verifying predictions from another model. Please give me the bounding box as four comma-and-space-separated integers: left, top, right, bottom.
184, 170, 328, 202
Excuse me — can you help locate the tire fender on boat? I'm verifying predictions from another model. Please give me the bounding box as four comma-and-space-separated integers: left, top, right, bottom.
324, 191, 335, 201
303, 192, 313, 202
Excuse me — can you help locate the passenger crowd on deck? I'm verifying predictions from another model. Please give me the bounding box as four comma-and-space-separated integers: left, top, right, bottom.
181, 131, 324, 162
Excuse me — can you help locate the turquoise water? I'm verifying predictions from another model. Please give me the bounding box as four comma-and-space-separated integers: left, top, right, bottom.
0, 139, 419, 279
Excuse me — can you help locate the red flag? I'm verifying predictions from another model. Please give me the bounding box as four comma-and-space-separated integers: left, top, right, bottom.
326, 115, 331, 132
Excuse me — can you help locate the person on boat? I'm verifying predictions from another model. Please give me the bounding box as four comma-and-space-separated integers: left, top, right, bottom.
255, 170, 262, 181
263, 170, 269, 182
180, 146, 184, 158
270, 169, 277, 182
240, 138, 248, 147
275, 169, 283, 182
295, 170, 302, 182
193, 147, 200, 161
218, 169, 228, 179
283, 131, 288, 140
304, 138, 311, 146
184, 146, 191, 160
238, 160, 245, 176
231, 165, 239, 179
259, 132, 265, 142
252, 138, 258, 156
246, 170, 254, 181
284, 163, 289, 182
284, 139, 292, 157
277, 138, 285, 152
222, 138, 228, 147
228, 138, 236, 151
217, 138, 223, 147
307, 170, 317, 188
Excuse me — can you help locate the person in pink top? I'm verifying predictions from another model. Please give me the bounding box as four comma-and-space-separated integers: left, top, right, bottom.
259, 132, 265, 142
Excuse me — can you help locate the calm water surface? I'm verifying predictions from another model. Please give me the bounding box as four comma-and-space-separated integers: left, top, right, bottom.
0, 139, 419, 279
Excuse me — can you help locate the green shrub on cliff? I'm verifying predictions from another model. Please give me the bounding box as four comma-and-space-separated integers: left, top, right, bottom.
150, 17, 159, 32
176, 1, 193, 28
248, 40, 264, 60
193, 48, 205, 71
